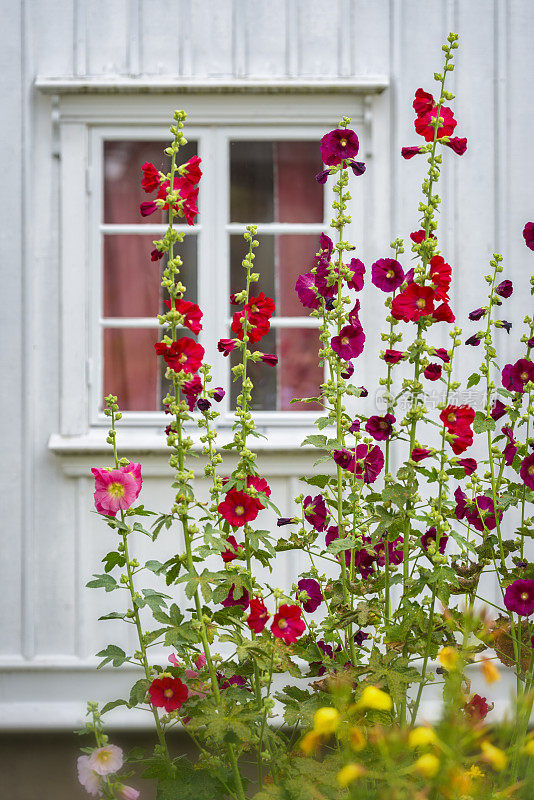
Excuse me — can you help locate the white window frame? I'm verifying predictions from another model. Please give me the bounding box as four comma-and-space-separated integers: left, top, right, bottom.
45, 87, 382, 449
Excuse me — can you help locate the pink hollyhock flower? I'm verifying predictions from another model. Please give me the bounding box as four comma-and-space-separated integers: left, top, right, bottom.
141, 161, 162, 193
222, 585, 250, 609
163, 298, 203, 335
331, 324, 365, 360
491, 399, 508, 420
88, 745, 124, 776
502, 359, 534, 393
178, 155, 202, 185
411, 447, 432, 462
523, 222, 534, 251
520, 453, 534, 490
392, 284, 435, 322
365, 414, 395, 441
295, 272, 321, 309
504, 579, 534, 615
469, 307, 486, 321
218, 338, 238, 357
118, 786, 140, 800
415, 104, 457, 141
297, 578, 323, 613
354, 444, 384, 484
401, 146, 425, 159
221, 535, 242, 563
410, 229, 436, 244
421, 526, 448, 554
413, 88, 434, 116
303, 494, 328, 532
318, 233, 334, 260
464, 694, 491, 721
150, 247, 164, 262
432, 302, 455, 323
77, 756, 102, 797
432, 347, 450, 362
181, 375, 202, 411
374, 536, 403, 566
271, 604, 305, 644
424, 363, 442, 381
149, 676, 188, 712
320, 128, 359, 166
140, 200, 158, 217
92, 463, 142, 517
218, 489, 260, 527
384, 349, 405, 364
429, 255, 452, 301
371, 258, 405, 292
346, 258, 366, 291
442, 137, 467, 155
496, 279, 513, 298
457, 458, 477, 476
502, 426, 517, 466
247, 597, 270, 632
154, 338, 204, 374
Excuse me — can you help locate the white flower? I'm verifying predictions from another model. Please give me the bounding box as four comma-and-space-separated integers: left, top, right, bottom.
77, 756, 102, 797
88, 744, 124, 776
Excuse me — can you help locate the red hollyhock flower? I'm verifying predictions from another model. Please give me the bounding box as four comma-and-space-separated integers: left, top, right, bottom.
141, 161, 162, 193
371, 258, 405, 292
432, 302, 455, 323
440, 405, 475, 433
150, 247, 164, 262
401, 146, 425, 160
384, 349, 405, 364
354, 444, 384, 484
222, 585, 250, 609
429, 255, 452, 301
433, 347, 450, 362
230, 310, 270, 343
154, 338, 204, 374
247, 597, 270, 632
157, 177, 199, 224
365, 414, 395, 441
502, 426, 517, 466
413, 88, 434, 116
259, 353, 277, 366
442, 137, 467, 155
331, 323, 365, 361
415, 105, 457, 142
247, 475, 271, 510
218, 338, 238, 357
218, 489, 260, 527
424, 363, 442, 381
320, 128, 359, 166
410, 229, 436, 244
411, 447, 432, 462
148, 676, 188, 712
140, 200, 158, 217
182, 375, 202, 411
391, 284, 435, 322
520, 453, 534, 490
504, 579, 534, 615
221, 535, 242, 563
164, 299, 203, 335
523, 222, 534, 251
271, 604, 305, 644
178, 155, 202, 185
246, 292, 275, 320
502, 359, 534, 393
464, 694, 491, 721
457, 458, 477, 476
491, 399, 508, 420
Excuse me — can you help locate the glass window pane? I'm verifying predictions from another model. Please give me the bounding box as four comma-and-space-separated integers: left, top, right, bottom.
230, 328, 277, 412
230, 140, 323, 223
103, 234, 197, 317
230, 233, 322, 317
104, 140, 198, 224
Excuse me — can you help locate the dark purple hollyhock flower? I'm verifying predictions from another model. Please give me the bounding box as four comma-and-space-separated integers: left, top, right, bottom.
433, 347, 450, 363
333, 449, 355, 471
315, 168, 332, 184
523, 222, 534, 251
325, 525, 339, 548
424, 363, 442, 381
454, 487, 468, 520
469, 307, 486, 321
374, 535, 403, 566
527, 337, 534, 348
411, 447, 432, 462
502, 359, 534, 393
384, 349, 405, 364
340, 362, 354, 379
164, 423, 173, 436
295, 272, 321, 310
442, 137, 467, 155
349, 419, 361, 434
491, 399, 508, 421
325, 297, 335, 311
222, 585, 250, 609
356, 386, 369, 398
352, 536, 376, 578
309, 639, 334, 675
303, 494, 328, 532
213, 387, 225, 402
331, 324, 365, 361
421, 526, 448, 554
197, 398, 211, 411
277, 517, 294, 527
504, 579, 534, 615
182, 375, 202, 411
457, 458, 477, 476
260, 353, 278, 366
466, 495, 501, 532
520, 452, 534, 490
348, 298, 361, 327
297, 579, 323, 613
401, 146, 424, 159
496, 280, 513, 298
371, 258, 405, 292
365, 413, 395, 441
151, 247, 164, 262
465, 334, 482, 346
354, 444, 384, 484
502, 426, 517, 466
346, 258, 365, 291
353, 630, 370, 646
318, 640, 334, 658
320, 128, 359, 166
497, 320, 512, 334
348, 160, 366, 176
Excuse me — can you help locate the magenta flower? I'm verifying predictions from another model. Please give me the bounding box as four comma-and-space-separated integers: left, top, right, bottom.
213, 387, 225, 402
320, 128, 359, 166
333, 449, 355, 471
140, 200, 158, 217
222, 585, 250, 609
346, 258, 365, 291
340, 362, 354, 379
374, 536, 403, 566
348, 298, 361, 326
315, 168, 332, 184
502, 359, 534, 393
421, 526, 448, 554
371, 258, 405, 292
354, 444, 384, 484
467, 495, 501, 532
349, 160, 366, 176
520, 453, 534, 490
496, 280, 513, 298
465, 334, 482, 347
457, 458, 477, 476
91, 463, 142, 517
349, 418, 361, 433
182, 375, 202, 411
365, 414, 395, 441
424, 363, 442, 381
433, 347, 450, 363
469, 307, 486, 321
331, 323, 365, 360
454, 486, 469, 520
502, 426, 517, 466
295, 271, 321, 309
384, 349, 405, 365
523, 222, 534, 251
260, 353, 278, 366
303, 494, 328, 532
491, 399, 508, 421
442, 137, 467, 155
218, 338, 238, 357
504, 579, 534, 615
297, 578, 323, 613
413, 88, 434, 115
411, 447, 432, 462
401, 146, 425, 159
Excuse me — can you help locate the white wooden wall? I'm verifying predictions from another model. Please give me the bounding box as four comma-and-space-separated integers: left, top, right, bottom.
2, 0, 534, 729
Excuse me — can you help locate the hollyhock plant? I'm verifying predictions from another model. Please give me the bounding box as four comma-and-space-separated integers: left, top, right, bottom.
413, 87, 434, 116
433, 347, 450, 362
502, 358, 534, 393
354, 444, 385, 484
491, 399, 508, 420
432, 301, 455, 323
331, 324, 365, 360
303, 494, 328, 531
496, 279, 513, 298
222, 585, 250, 609
365, 414, 395, 441
410, 229, 436, 244
88, 745, 124, 776
221, 535, 242, 563
424, 363, 442, 381
346, 258, 366, 291
149, 676, 189, 712
141, 161, 162, 193
411, 447, 432, 462
384, 349, 406, 364
504, 579, 534, 616
320, 128, 359, 166
421, 527, 448, 554
92, 463, 142, 517
271, 604, 306, 644
469, 307, 486, 321
429, 255, 451, 301
77, 756, 102, 797
415, 103, 457, 141
297, 579, 323, 613
371, 258, 405, 292
164, 298, 203, 334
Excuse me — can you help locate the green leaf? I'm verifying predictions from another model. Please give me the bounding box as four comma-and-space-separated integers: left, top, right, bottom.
98, 611, 127, 621
95, 644, 128, 668
145, 560, 165, 574
86, 573, 118, 592
473, 411, 496, 434
100, 698, 129, 715
300, 474, 332, 489
316, 416, 333, 430
102, 551, 126, 573
301, 434, 327, 449
156, 758, 231, 800
466, 372, 481, 388
129, 678, 150, 707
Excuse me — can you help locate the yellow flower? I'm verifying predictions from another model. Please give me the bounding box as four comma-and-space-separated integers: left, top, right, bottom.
350, 726, 366, 752
523, 738, 534, 757
467, 765, 483, 779
358, 686, 393, 712
438, 646, 458, 671
408, 726, 438, 748
336, 763, 365, 787
313, 707, 340, 736
299, 731, 321, 755
480, 741, 507, 771
480, 658, 500, 684
414, 753, 440, 778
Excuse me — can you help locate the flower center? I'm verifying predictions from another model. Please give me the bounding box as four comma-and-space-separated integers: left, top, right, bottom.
278, 618, 288, 629
386, 269, 395, 279
234, 505, 245, 516
249, 304, 258, 313
340, 138, 347, 147
416, 298, 426, 309
521, 371, 529, 381
341, 336, 349, 345
97, 751, 111, 763
447, 413, 456, 423
529, 465, 534, 475
521, 592, 529, 601
179, 353, 187, 363
108, 482, 125, 498
379, 421, 388, 430
164, 688, 174, 698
